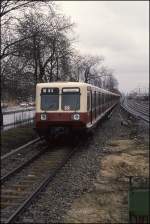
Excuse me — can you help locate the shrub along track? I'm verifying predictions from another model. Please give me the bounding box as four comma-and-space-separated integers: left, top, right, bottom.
1, 134, 83, 224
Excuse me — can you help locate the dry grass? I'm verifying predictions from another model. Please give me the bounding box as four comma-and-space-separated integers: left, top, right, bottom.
64, 139, 149, 223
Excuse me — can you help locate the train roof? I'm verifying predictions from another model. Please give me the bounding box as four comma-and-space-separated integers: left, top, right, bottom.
36, 82, 120, 96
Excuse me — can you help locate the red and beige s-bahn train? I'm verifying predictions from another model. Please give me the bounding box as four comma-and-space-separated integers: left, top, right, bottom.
35, 82, 120, 137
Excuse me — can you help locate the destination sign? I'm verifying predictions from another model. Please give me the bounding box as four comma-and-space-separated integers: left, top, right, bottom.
62, 88, 80, 93
41, 88, 59, 94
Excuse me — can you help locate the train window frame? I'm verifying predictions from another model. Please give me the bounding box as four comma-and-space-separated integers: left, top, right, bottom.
40, 87, 59, 111
61, 87, 81, 111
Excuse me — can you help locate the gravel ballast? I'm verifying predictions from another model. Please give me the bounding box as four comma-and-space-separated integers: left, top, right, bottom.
15, 105, 149, 223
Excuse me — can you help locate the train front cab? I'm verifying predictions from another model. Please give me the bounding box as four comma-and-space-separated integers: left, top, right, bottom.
35, 83, 89, 136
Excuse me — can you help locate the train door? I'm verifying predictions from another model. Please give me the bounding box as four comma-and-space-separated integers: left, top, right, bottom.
94, 91, 96, 119
87, 90, 92, 124
91, 92, 95, 122
103, 93, 105, 112
99, 92, 101, 115
100, 92, 102, 114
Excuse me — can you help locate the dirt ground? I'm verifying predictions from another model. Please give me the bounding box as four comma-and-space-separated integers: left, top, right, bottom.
64, 113, 149, 223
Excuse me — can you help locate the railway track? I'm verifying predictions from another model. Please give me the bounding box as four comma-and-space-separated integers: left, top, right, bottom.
131, 101, 149, 113
1, 137, 46, 179
1, 143, 78, 223
1, 147, 47, 184
1, 138, 41, 160
121, 98, 149, 123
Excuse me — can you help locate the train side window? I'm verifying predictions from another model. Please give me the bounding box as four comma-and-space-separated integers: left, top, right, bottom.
95, 91, 97, 107
101, 93, 102, 104
103, 93, 105, 104
87, 91, 91, 111
103, 93, 106, 104
100, 93, 103, 104
96, 92, 99, 106
92, 92, 95, 108
105, 94, 107, 103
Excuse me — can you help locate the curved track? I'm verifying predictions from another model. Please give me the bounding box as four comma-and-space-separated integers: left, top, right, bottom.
121, 98, 149, 123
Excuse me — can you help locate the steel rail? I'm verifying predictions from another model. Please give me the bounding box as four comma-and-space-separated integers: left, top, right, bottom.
126, 103, 149, 117
130, 102, 149, 112
1, 147, 47, 184
124, 104, 149, 122
125, 101, 149, 118
127, 101, 149, 116
121, 100, 149, 123
128, 99, 149, 108
1, 137, 41, 160
133, 101, 149, 110
4, 146, 78, 224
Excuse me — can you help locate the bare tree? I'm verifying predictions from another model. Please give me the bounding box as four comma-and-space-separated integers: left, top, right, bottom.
13, 9, 74, 83
0, 0, 54, 59
71, 54, 104, 83
0, 0, 52, 18
98, 66, 118, 91
0, 0, 54, 126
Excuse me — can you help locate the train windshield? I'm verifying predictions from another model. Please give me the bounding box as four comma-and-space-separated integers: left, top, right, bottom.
62, 88, 80, 111
41, 88, 59, 111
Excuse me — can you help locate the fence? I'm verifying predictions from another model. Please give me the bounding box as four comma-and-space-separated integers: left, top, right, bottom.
2, 108, 35, 131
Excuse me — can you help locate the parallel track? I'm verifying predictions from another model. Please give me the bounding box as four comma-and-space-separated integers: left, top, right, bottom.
1, 148, 47, 184
1, 138, 41, 161
121, 98, 149, 123
1, 144, 78, 223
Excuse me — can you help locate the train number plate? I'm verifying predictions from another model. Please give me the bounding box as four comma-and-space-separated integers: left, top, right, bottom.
64, 105, 70, 111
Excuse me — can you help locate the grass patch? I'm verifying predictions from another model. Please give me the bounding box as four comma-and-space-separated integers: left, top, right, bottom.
1, 125, 37, 155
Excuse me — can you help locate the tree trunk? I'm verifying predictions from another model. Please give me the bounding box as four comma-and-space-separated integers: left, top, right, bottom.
84, 67, 90, 83
33, 35, 38, 85
50, 58, 53, 81
0, 106, 3, 128
56, 56, 59, 80
39, 64, 45, 83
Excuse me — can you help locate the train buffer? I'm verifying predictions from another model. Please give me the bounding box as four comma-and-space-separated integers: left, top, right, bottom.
128, 176, 149, 224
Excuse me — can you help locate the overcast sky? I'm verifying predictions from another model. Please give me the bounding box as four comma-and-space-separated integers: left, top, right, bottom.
57, 1, 149, 93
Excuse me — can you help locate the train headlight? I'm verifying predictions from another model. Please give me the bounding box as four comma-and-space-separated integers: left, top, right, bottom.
41, 113, 47, 120
73, 113, 80, 121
